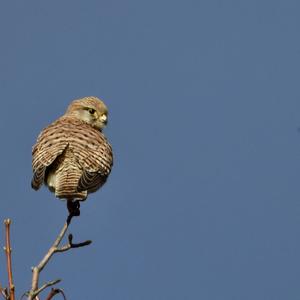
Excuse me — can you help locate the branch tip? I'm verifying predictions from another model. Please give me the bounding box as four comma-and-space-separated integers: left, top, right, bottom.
45, 288, 67, 300
33, 279, 61, 297
4, 219, 11, 226
4, 218, 15, 300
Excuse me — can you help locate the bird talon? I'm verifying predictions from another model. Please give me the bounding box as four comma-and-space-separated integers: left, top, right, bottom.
67, 200, 81, 218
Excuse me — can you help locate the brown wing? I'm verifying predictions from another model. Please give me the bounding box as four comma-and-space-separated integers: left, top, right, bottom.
32, 117, 113, 193
31, 120, 69, 190
71, 125, 113, 193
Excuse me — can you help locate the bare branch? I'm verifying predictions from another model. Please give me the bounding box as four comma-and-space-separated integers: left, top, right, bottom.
20, 292, 27, 300
20, 294, 39, 300
55, 234, 92, 253
45, 288, 67, 300
0, 283, 9, 300
0, 287, 9, 300
34, 279, 61, 298
27, 214, 91, 300
27, 219, 69, 300
4, 219, 15, 300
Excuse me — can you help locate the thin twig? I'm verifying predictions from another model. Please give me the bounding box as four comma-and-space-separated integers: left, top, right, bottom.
55, 234, 92, 253
0, 285, 5, 300
20, 292, 27, 300
27, 214, 91, 300
0, 283, 8, 300
0, 287, 8, 300
20, 294, 39, 300
45, 288, 66, 300
4, 219, 15, 300
34, 280, 61, 297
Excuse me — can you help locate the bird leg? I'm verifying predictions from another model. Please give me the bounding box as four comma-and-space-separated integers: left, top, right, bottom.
66, 200, 80, 222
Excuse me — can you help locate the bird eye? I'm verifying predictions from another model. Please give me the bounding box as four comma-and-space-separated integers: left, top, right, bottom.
88, 108, 96, 115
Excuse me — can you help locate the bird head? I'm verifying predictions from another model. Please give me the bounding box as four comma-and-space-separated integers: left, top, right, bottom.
66, 96, 109, 130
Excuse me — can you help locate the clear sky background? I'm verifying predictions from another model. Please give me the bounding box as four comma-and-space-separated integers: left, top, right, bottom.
0, 1, 299, 299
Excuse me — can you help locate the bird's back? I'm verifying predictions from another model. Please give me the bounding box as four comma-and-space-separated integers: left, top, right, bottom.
32, 116, 113, 200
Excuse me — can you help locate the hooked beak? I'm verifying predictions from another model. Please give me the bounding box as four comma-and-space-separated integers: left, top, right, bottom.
100, 114, 108, 125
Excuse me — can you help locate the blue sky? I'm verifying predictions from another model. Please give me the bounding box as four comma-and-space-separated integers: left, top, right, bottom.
0, 0, 300, 299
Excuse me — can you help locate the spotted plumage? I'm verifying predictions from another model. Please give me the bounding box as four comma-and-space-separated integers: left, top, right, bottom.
31, 96, 113, 212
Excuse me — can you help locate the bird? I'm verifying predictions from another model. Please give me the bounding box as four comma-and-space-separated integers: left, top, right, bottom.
31, 96, 113, 216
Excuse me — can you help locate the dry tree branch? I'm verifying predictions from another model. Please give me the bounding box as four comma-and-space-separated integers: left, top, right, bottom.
34, 280, 61, 297
45, 288, 66, 300
0, 283, 8, 300
0, 288, 8, 300
55, 234, 91, 253
4, 219, 15, 300
27, 214, 91, 300
20, 294, 40, 300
